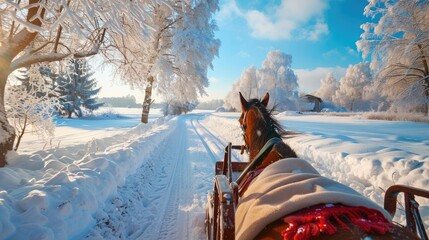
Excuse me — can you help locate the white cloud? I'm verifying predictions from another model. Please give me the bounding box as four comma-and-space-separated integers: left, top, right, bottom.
294, 66, 347, 93
246, 10, 295, 40
244, 0, 330, 40
238, 51, 250, 58
323, 49, 342, 58
323, 47, 359, 60
277, 0, 328, 22
299, 19, 329, 41
216, 0, 243, 24
346, 47, 359, 57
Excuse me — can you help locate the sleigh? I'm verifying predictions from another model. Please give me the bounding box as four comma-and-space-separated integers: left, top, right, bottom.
205, 142, 429, 240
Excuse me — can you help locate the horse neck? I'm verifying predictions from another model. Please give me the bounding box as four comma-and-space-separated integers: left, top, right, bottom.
245, 108, 298, 164
246, 109, 279, 161
247, 128, 266, 160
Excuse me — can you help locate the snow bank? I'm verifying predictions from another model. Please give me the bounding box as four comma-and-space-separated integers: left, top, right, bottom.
0, 117, 177, 240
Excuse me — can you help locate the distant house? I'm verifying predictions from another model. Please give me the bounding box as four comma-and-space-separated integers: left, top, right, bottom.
300, 94, 323, 112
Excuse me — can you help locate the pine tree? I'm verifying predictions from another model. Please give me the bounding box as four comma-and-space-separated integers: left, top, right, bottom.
39, 65, 59, 98
56, 59, 103, 118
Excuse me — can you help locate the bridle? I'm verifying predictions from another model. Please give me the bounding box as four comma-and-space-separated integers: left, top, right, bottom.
239, 102, 274, 157
240, 108, 250, 153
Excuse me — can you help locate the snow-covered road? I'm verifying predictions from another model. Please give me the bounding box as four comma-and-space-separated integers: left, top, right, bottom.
88, 113, 240, 239
86, 111, 428, 239
2, 109, 428, 240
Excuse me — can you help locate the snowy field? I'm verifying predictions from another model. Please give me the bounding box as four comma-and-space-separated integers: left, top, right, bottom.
0, 107, 428, 239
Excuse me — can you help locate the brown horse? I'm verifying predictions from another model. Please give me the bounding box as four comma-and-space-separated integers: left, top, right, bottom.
235, 92, 419, 240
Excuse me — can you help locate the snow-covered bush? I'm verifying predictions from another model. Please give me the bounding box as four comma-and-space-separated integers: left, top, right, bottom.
6, 67, 60, 151
215, 107, 226, 112
161, 101, 198, 116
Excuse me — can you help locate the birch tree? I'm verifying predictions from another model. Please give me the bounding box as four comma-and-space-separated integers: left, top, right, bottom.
356, 0, 429, 114
0, 0, 219, 165
0, 0, 152, 166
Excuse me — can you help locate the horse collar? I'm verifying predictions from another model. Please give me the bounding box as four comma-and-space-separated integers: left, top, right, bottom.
236, 137, 283, 185
251, 137, 283, 163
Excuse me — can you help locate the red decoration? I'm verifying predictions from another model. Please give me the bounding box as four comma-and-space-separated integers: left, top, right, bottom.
281, 204, 392, 240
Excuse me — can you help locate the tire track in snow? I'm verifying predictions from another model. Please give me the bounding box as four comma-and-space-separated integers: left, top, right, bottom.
139, 114, 217, 239
155, 114, 224, 239
195, 120, 226, 152
190, 118, 222, 163
157, 116, 192, 240
191, 117, 244, 163
136, 116, 191, 240
88, 113, 231, 240
84, 119, 184, 240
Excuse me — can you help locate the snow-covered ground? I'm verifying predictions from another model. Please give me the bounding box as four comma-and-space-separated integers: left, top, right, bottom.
0, 108, 428, 240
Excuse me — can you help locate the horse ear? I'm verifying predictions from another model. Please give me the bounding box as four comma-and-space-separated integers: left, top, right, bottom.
261, 92, 269, 107
239, 92, 248, 111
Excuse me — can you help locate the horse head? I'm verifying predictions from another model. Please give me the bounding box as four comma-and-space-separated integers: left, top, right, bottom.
238, 92, 296, 163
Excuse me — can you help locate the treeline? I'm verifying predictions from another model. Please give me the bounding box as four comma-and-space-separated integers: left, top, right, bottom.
98, 95, 141, 108
196, 99, 223, 109
98, 95, 168, 108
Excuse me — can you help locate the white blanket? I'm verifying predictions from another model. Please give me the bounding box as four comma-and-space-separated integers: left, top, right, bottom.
235, 158, 391, 240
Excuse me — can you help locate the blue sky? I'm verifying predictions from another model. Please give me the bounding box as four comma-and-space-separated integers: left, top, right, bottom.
96, 0, 370, 103
205, 0, 369, 100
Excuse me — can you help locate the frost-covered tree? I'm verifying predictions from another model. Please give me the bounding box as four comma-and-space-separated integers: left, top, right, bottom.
222, 66, 258, 111
135, 2, 176, 123
356, 0, 429, 114
315, 72, 338, 102
6, 66, 60, 151
167, 1, 221, 111
108, 0, 219, 123
224, 50, 299, 111
39, 64, 61, 97
259, 51, 299, 106
0, 0, 152, 166
56, 59, 103, 118
333, 63, 373, 111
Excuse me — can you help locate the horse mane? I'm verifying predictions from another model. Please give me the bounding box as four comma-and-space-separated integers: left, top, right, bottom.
246, 98, 288, 152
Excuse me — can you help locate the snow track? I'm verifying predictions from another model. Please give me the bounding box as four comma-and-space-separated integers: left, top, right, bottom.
155, 116, 192, 240
88, 113, 228, 240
